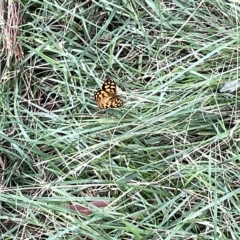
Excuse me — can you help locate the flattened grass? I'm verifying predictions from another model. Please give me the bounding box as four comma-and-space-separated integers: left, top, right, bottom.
1, 0, 240, 239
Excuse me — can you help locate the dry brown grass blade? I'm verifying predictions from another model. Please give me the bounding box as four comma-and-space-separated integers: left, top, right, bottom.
0, 0, 23, 66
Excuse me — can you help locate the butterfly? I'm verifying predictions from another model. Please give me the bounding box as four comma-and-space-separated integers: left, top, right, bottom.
94, 78, 123, 109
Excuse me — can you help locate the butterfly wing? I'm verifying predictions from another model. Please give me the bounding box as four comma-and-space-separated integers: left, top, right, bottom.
102, 78, 117, 94
109, 96, 123, 108
94, 89, 107, 108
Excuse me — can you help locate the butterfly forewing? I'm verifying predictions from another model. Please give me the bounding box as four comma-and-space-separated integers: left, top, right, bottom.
94, 78, 123, 109
102, 78, 117, 94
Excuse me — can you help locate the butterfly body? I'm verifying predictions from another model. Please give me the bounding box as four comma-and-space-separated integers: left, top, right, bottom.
94, 78, 123, 109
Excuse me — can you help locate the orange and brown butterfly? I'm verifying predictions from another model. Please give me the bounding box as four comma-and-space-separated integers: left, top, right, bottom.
94, 78, 123, 109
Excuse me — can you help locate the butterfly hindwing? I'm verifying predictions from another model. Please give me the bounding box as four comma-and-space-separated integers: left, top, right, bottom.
110, 97, 123, 108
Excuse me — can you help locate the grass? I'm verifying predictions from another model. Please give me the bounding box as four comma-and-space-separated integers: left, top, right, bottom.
1, 0, 240, 239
